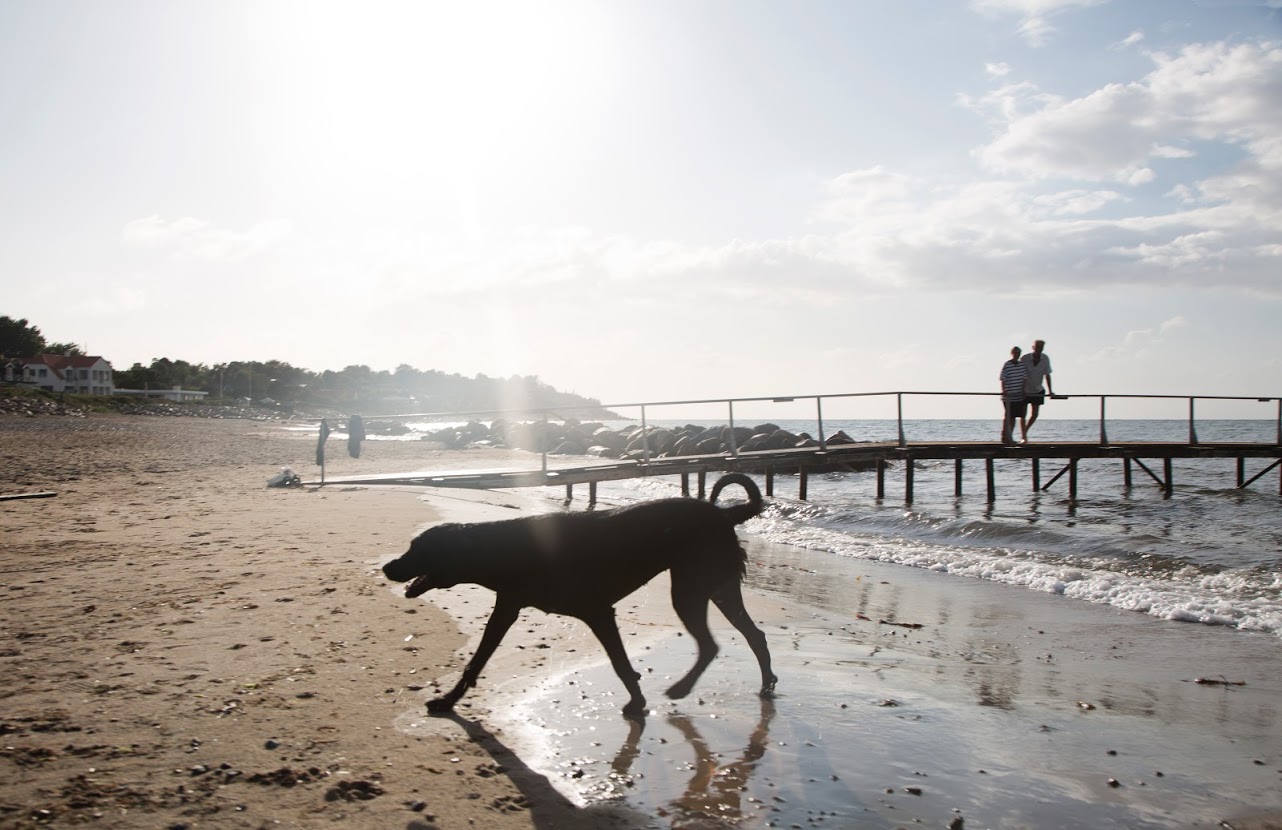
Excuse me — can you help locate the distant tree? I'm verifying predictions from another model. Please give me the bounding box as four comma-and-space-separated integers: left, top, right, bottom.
1, 317, 613, 414
0, 316, 47, 357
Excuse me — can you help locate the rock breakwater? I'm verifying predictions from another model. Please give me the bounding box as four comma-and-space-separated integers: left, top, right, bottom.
414, 419, 862, 461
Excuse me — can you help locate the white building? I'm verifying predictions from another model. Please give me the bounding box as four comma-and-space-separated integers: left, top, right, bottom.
9, 354, 115, 395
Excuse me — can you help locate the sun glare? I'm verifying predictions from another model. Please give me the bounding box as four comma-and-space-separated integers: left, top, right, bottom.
247, 1, 618, 184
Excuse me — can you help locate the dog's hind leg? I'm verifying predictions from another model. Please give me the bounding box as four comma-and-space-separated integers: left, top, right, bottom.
712, 581, 777, 697
428, 598, 521, 713
665, 578, 720, 701
581, 609, 647, 719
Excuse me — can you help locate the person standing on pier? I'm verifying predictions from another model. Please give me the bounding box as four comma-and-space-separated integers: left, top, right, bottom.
1019, 339, 1054, 443
999, 346, 1028, 446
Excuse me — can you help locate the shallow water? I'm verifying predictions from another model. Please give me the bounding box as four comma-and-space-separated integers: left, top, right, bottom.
571, 419, 1282, 639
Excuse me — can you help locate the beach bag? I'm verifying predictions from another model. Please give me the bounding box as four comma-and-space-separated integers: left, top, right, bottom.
266, 467, 302, 488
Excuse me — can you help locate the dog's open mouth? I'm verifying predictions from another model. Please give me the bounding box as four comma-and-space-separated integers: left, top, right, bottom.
404, 575, 432, 599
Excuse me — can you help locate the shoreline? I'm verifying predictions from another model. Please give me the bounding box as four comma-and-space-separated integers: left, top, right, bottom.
2, 413, 1280, 829
475, 537, 1282, 829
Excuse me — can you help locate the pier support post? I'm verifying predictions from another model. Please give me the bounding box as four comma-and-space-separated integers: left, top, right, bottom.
681, 473, 689, 497
799, 469, 808, 501
1237, 457, 1245, 488
765, 470, 774, 497
565, 484, 574, 502
1164, 458, 1173, 498
876, 459, 886, 500
589, 481, 597, 507
954, 459, 963, 497
697, 471, 706, 500
1124, 457, 1133, 489
1069, 459, 1078, 504
1032, 458, 1040, 492
985, 458, 995, 503
904, 457, 914, 504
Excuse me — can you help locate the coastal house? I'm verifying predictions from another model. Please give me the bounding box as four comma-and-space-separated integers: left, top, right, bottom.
113, 386, 208, 402
11, 354, 115, 395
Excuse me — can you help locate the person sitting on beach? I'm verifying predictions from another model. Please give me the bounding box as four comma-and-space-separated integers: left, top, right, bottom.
1019, 339, 1054, 443
999, 346, 1028, 446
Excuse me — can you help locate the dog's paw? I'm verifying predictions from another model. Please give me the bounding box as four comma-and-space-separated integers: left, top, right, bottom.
665, 680, 695, 700
622, 699, 648, 720
759, 675, 779, 698
426, 697, 456, 713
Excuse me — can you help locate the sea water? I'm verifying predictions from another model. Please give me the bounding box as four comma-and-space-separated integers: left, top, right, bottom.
732, 419, 1280, 638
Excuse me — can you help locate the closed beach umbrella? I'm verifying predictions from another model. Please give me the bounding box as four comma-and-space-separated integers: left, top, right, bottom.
316, 418, 330, 467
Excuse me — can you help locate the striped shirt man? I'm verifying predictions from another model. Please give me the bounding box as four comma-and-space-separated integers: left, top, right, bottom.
1000, 356, 1028, 402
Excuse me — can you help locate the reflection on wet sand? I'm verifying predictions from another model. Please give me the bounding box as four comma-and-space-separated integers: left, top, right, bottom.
606, 699, 776, 826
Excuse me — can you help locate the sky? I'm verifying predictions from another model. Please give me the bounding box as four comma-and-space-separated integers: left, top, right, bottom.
2, 0, 1281, 420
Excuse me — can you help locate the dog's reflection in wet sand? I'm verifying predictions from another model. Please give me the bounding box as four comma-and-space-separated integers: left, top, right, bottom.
609, 697, 776, 825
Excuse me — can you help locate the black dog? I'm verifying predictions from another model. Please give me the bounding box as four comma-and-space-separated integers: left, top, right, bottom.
381, 473, 777, 718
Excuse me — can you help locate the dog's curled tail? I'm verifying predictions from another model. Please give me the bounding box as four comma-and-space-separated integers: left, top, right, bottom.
709, 473, 764, 525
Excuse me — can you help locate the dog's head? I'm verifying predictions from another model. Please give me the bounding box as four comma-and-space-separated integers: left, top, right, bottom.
382, 523, 464, 598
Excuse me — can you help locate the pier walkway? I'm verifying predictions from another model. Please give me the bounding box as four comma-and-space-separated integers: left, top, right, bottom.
312, 439, 1282, 504
308, 389, 1282, 504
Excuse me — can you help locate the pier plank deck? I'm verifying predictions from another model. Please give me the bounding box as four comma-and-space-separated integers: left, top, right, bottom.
307, 439, 1282, 502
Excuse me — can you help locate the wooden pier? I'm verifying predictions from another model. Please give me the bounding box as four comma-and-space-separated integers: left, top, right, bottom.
310, 439, 1282, 504
307, 389, 1282, 504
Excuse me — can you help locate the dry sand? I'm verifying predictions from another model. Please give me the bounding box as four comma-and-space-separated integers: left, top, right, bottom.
0, 414, 643, 829
2, 412, 1280, 830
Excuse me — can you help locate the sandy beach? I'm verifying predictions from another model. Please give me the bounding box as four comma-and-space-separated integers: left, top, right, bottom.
2, 412, 1280, 829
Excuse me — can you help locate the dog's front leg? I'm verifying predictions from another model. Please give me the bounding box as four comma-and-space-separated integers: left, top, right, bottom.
428, 598, 521, 713
582, 610, 647, 719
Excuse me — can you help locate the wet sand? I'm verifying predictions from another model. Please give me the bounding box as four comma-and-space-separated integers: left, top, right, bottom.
413, 492, 1282, 829
2, 413, 1280, 829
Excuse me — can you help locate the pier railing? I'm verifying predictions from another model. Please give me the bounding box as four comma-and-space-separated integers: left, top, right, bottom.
385, 390, 1281, 469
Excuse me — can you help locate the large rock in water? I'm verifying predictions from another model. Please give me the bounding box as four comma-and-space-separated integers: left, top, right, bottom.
591, 426, 627, 452
550, 439, 588, 455
625, 427, 676, 456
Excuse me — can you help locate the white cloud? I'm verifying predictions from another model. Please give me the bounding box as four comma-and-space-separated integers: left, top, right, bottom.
1017, 16, 1056, 47
971, 0, 1107, 10
970, 0, 1110, 45
985, 61, 1013, 78
876, 344, 926, 370
973, 41, 1282, 184
1106, 231, 1226, 268
122, 216, 292, 261
1114, 30, 1145, 50
1085, 315, 1189, 362
122, 216, 208, 247
1032, 189, 1126, 215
